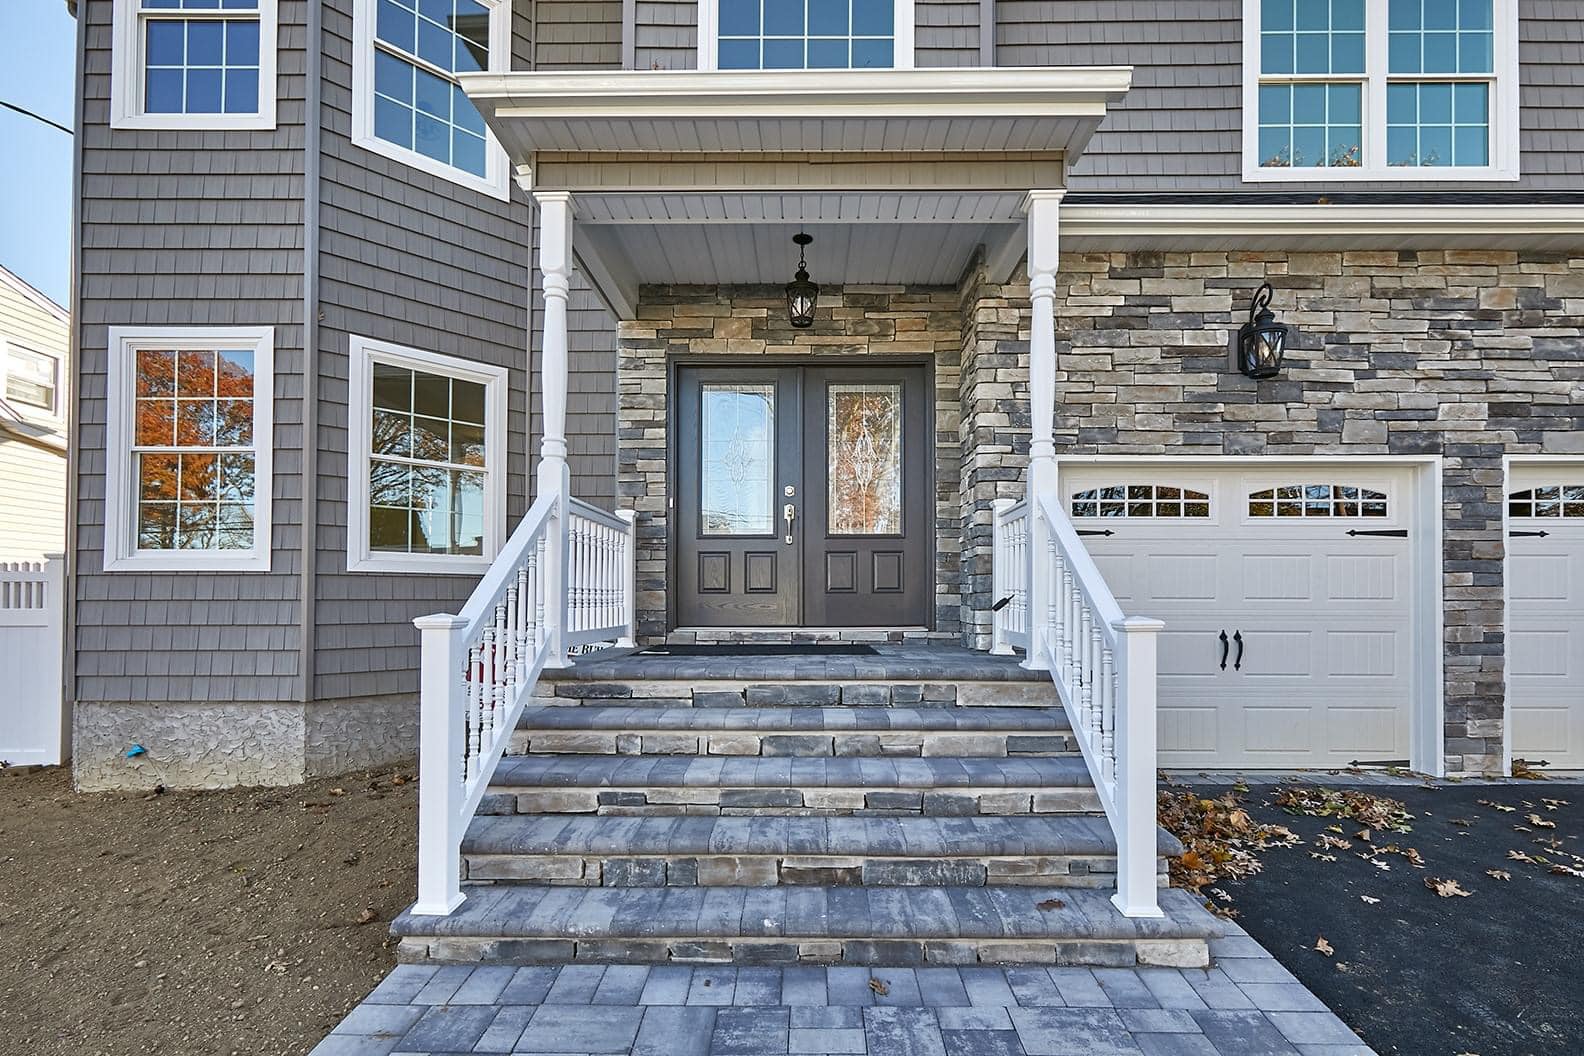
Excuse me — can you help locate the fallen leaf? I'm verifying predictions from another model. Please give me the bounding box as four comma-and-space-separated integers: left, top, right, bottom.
1527, 814, 1557, 830
1360, 895, 1381, 905
1309, 853, 1337, 862
1035, 898, 1066, 912
1509, 850, 1537, 864
1485, 870, 1511, 881
355, 907, 377, 925
1314, 936, 1335, 957
868, 978, 890, 996
1356, 828, 1373, 843
1426, 877, 1472, 898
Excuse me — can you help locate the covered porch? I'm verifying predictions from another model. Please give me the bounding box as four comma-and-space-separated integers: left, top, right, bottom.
459, 66, 1131, 645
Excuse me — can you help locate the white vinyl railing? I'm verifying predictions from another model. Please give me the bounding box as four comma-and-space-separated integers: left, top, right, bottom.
989, 498, 1030, 655
412, 490, 637, 915
995, 492, 1164, 918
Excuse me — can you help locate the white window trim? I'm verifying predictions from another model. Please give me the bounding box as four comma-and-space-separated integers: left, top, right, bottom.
1241, 0, 1520, 182
346, 335, 508, 575
696, 0, 915, 72
104, 326, 275, 573
350, 0, 513, 201
110, 0, 278, 131
0, 336, 65, 425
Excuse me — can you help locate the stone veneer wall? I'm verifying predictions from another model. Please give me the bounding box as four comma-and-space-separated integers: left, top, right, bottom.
1042, 249, 1583, 776
616, 284, 966, 641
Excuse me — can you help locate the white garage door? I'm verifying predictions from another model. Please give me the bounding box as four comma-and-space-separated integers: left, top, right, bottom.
1063, 465, 1418, 769
1508, 466, 1584, 771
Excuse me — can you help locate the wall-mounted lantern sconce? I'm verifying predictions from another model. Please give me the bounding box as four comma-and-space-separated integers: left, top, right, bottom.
1235, 282, 1290, 379
785, 232, 819, 329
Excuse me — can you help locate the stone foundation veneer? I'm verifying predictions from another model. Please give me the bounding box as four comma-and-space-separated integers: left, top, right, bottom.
72, 697, 416, 791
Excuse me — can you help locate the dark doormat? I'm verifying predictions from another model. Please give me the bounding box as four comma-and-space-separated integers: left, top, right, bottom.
638, 643, 879, 657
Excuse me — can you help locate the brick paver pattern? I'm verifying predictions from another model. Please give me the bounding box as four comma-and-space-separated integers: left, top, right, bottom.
312, 926, 1376, 1056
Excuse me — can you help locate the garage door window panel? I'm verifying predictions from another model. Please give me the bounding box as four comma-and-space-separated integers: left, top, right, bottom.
1071, 484, 1211, 519
1509, 486, 1584, 519
1249, 484, 1388, 518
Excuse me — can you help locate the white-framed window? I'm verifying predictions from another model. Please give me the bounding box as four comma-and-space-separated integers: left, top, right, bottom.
1071, 484, 1213, 520
104, 327, 274, 572
2, 339, 62, 419
1241, 0, 1519, 181
346, 336, 507, 574
698, 0, 915, 71
351, 0, 511, 200
110, 0, 278, 131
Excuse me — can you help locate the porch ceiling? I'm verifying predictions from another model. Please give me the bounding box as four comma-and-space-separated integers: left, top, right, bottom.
460, 67, 1134, 161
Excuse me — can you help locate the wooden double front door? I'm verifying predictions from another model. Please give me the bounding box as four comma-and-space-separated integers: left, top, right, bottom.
675, 364, 931, 628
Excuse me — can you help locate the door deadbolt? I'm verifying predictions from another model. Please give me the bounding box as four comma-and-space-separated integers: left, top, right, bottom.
784, 485, 796, 497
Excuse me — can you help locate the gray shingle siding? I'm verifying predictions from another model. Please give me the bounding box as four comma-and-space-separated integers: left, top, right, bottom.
634, 0, 698, 69
534, 0, 625, 69
74, 0, 308, 705
1002, 0, 1584, 193
916, 0, 984, 67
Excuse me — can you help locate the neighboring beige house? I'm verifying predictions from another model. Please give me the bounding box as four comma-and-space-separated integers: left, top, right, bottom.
0, 265, 70, 562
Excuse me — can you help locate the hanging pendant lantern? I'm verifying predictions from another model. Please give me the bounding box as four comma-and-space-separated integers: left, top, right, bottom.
785, 232, 819, 329
1237, 281, 1291, 379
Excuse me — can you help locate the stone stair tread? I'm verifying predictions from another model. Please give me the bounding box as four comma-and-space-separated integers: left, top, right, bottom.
541, 644, 1048, 683
462, 814, 1184, 858
518, 705, 1072, 733
490, 754, 1094, 790
391, 885, 1217, 942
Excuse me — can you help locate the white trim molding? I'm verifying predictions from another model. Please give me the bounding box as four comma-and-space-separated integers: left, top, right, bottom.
350, 0, 512, 201
104, 326, 275, 573
696, 0, 915, 72
1241, 0, 1520, 183
345, 335, 509, 575
110, 0, 279, 131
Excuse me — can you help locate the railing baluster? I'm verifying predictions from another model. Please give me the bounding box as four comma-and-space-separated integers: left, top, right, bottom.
1100, 643, 1116, 783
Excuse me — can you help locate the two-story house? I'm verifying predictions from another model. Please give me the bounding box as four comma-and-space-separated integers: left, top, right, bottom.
62, 0, 1584, 972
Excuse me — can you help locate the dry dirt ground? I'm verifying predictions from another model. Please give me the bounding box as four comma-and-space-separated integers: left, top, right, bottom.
0, 762, 417, 1056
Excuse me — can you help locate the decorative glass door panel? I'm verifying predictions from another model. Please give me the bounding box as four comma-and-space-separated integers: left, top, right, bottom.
675, 364, 930, 629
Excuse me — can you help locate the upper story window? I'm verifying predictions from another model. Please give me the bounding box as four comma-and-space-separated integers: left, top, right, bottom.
701, 0, 915, 71
352, 0, 511, 199
1242, 0, 1518, 181
3, 344, 61, 417
104, 327, 274, 572
111, 0, 277, 130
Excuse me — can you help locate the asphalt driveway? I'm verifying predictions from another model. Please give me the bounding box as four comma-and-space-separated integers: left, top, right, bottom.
1198, 782, 1584, 1056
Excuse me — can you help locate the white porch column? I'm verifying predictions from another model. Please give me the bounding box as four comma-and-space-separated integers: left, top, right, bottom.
535, 190, 575, 667
1022, 189, 1064, 671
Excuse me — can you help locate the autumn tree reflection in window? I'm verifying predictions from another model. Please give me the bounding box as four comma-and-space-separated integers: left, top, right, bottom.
133, 347, 257, 550
828, 383, 902, 535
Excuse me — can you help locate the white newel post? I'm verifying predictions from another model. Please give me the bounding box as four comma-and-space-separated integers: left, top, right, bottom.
536, 190, 575, 667
1022, 189, 1064, 671
413, 612, 468, 915
617, 509, 638, 648
1111, 615, 1165, 918
990, 498, 1014, 655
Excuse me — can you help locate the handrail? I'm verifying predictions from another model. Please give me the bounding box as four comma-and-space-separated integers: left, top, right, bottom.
1001, 489, 1164, 919
411, 488, 639, 916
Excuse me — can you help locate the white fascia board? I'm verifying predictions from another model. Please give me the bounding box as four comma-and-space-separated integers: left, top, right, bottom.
1061, 204, 1584, 249
460, 66, 1133, 120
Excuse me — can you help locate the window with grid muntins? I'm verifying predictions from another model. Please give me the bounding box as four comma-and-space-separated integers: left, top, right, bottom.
367, 361, 489, 556
1247, 0, 1513, 179
718, 0, 897, 69
140, 0, 261, 115
5, 346, 59, 413
132, 347, 259, 551
1071, 485, 1212, 519
1248, 484, 1389, 518
371, 0, 491, 178
1509, 486, 1584, 519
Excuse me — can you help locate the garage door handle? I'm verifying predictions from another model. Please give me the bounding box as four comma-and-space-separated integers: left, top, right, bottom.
1233, 631, 1244, 671
1218, 630, 1229, 670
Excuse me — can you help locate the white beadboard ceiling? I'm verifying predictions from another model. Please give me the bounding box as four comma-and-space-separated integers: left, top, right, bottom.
599, 222, 1010, 286
572, 191, 1029, 225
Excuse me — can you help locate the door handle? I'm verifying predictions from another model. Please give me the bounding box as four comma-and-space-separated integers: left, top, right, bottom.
1233, 631, 1244, 671
783, 503, 796, 545
1218, 630, 1229, 671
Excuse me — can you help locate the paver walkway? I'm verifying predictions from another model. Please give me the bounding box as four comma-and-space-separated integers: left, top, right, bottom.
311, 917, 1376, 1056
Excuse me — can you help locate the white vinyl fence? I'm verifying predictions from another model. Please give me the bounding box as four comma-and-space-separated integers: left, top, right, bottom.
1, 556, 68, 766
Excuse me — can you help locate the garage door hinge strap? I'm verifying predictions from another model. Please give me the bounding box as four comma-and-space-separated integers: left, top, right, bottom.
1346, 529, 1408, 538
1508, 530, 1549, 538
